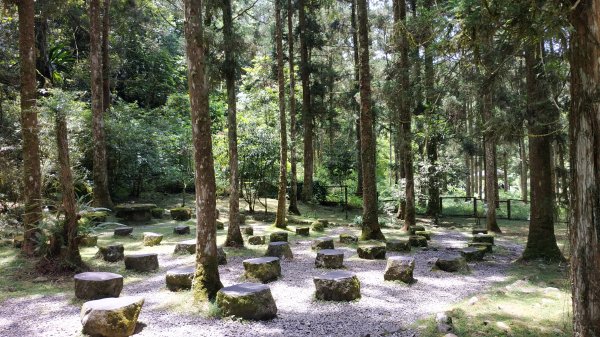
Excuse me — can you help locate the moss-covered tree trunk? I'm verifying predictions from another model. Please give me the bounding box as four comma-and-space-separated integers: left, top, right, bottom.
274, 0, 288, 229
287, 0, 300, 216
183, 0, 223, 301
102, 0, 111, 112
299, 0, 313, 202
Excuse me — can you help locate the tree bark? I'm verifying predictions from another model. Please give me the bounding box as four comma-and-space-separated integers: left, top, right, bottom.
356, 0, 384, 241
351, 0, 363, 196
568, 2, 600, 335
519, 136, 528, 202
274, 0, 288, 229
183, 0, 223, 301
102, 0, 111, 112
18, 0, 42, 256
287, 0, 300, 215
34, 16, 51, 87
222, 0, 243, 247
299, 0, 313, 201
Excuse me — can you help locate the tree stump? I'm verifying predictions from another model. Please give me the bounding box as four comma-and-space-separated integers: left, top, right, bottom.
124, 253, 159, 272
113, 227, 133, 237
296, 227, 310, 236
216, 283, 277, 320
433, 255, 469, 273
386, 239, 411, 252
383, 256, 415, 283
409, 235, 428, 247
95, 244, 124, 262
315, 249, 344, 269
80, 296, 144, 337
243, 257, 281, 283
174, 239, 196, 254
248, 235, 266, 245
143, 232, 163, 246
314, 271, 361, 301
265, 242, 293, 259
165, 266, 194, 291
311, 237, 334, 251
460, 247, 486, 262
339, 233, 358, 244
357, 244, 386, 259
270, 231, 288, 242
74, 272, 123, 300
173, 225, 190, 235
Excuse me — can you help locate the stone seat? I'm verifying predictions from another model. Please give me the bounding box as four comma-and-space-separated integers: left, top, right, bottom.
216, 283, 277, 320
166, 266, 195, 291
295, 227, 310, 236
433, 255, 469, 273
311, 237, 334, 251
74, 272, 123, 300
173, 225, 190, 235
468, 242, 493, 253
265, 241, 293, 260
473, 233, 494, 245
124, 253, 159, 272
409, 235, 428, 247
243, 226, 254, 236
311, 220, 326, 232
95, 244, 124, 262
414, 230, 432, 240
143, 232, 163, 246
409, 225, 426, 235
357, 244, 386, 260
339, 233, 358, 244
460, 247, 486, 262
386, 239, 411, 252
248, 235, 266, 245
170, 207, 192, 221
114, 226, 133, 237
471, 228, 488, 235
270, 231, 288, 243
81, 296, 144, 337
314, 271, 361, 301
243, 257, 281, 283
315, 249, 344, 269
115, 203, 156, 222
384, 256, 415, 283
174, 239, 196, 254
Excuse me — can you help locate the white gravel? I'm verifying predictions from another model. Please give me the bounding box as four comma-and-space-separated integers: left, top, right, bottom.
0, 224, 522, 337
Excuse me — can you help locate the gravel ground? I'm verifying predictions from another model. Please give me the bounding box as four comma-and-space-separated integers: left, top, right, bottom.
0, 224, 522, 337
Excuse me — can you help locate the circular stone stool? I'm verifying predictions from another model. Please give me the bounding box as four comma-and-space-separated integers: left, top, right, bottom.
270, 232, 288, 242
296, 227, 310, 236
265, 241, 293, 260
248, 235, 266, 245
243, 226, 254, 236
124, 253, 159, 272
357, 244, 386, 259
312, 237, 334, 251
409, 225, 426, 235
80, 296, 144, 337
433, 255, 469, 273
473, 233, 494, 245
173, 225, 190, 235
174, 239, 196, 254
143, 232, 163, 246
339, 233, 358, 244
114, 226, 133, 236
468, 242, 493, 253
409, 235, 428, 247
460, 247, 486, 261
314, 271, 361, 301
166, 266, 195, 291
95, 244, 124, 262
243, 257, 281, 283
216, 283, 277, 320
74, 272, 123, 300
386, 239, 411, 252
383, 256, 415, 283
315, 249, 344, 269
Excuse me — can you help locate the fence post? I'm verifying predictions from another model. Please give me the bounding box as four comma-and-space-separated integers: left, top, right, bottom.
473, 197, 477, 217
507, 199, 511, 220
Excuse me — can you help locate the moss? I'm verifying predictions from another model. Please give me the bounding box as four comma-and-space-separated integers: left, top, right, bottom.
170, 207, 192, 221
192, 258, 223, 302
150, 208, 164, 219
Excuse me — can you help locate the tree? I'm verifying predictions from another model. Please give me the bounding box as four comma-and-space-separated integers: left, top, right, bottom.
299, 0, 313, 201
356, 0, 384, 241
183, 0, 223, 301
222, 0, 243, 247
90, 0, 113, 208
287, 0, 300, 215
350, 0, 363, 196
568, 1, 600, 335
102, 0, 111, 112
274, 0, 288, 228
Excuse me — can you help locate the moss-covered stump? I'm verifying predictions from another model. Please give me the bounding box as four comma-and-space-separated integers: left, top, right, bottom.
433, 255, 469, 273
216, 220, 224, 230
386, 239, 411, 252
409, 225, 426, 235
310, 220, 326, 232
339, 233, 358, 244
357, 244, 386, 260
216, 283, 277, 320
471, 228, 488, 235
473, 233, 494, 245
243, 257, 281, 283
165, 266, 194, 291
311, 237, 334, 251
150, 208, 164, 219
409, 235, 428, 247
248, 235, 266, 245
296, 227, 310, 236
124, 253, 159, 272
467, 242, 493, 253
79, 235, 98, 247
314, 271, 361, 301
170, 207, 192, 221
80, 296, 144, 337
315, 249, 344, 269
384, 256, 415, 283
414, 230, 432, 240
217, 247, 227, 265
114, 226, 133, 237
95, 244, 125, 262
460, 247, 486, 262
114, 203, 156, 222
80, 211, 108, 224
143, 232, 163, 246
265, 242, 293, 260
74, 272, 123, 300
270, 231, 288, 243
243, 226, 254, 236
174, 239, 196, 254
173, 225, 190, 235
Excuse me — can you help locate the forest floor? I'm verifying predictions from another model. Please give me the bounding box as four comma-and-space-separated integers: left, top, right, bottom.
0, 195, 572, 337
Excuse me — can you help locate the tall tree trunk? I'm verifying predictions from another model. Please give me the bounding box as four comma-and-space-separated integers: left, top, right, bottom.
34, 16, 51, 87
521, 41, 564, 262
287, 0, 300, 215
183, 0, 223, 301
18, 0, 42, 256
503, 151, 508, 191
222, 0, 243, 246
274, 0, 288, 229
519, 136, 528, 202
351, 0, 363, 196
90, 0, 113, 209
299, 0, 313, 201
569, 2, 600, 335
102, 0, 111, 112
356, 0, 384, 241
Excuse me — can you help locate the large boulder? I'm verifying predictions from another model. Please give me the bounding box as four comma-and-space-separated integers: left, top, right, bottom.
165, 266, 195, 291
315, 249, 344, 269
270, 231, 289, 243
473, 233, 494, 245
216, 283, 277, 320
265, 242, 293, 260
314, 271, 361, 301
95, 244, 124, 262
143, 232, 163, 246
357, 244, 386, 260
339, 233, 358, 244
243, 257, 281, 283
386, 239, 411, 252
460, 247, 486, 262
174, 239, 196, 254
217, 247, 227, 265
409, 235, 428, 247
170, 207, 192, 221
295, 227, 310, 236
248, 235, 266, 245
124, 253, 159, 272
114, 203, 156, 222
383, 256, 415, 283
173, 225, 190, 235
433, 255, 469, 273
80, 296, 144, 337
74, 272, 123, 300
311, 237, 334, 251
114, 226, 133, 237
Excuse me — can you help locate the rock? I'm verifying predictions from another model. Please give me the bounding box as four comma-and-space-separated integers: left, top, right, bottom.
216, 283, 277, 320
150, 208, 164, 219
243, 226, 254, 236
339, 233, 358, 244
80, 296, 144, 337
80, 211, 108, 224
314, 271, 361, 301
95, 244, 125, 262
444, 334, 458, 337
408, 235, 428, 247
460, 247, 486, 261
143, 232, 163, 246
173, 225, 190, 235
496, 321, 511, 332
409, 225, 425, 235
468, 296, 479, 305
79, 235, 98, 247
124, 253, 159, 272
217, 247, 227, 265
296, 227, 310, 236
472, 228, 488, 235
165, 266, 194, 291
311, 221, 326, 232
414, 230, 431, 240
243, 257, 281, 283
238, 214, 246, 225
383, 256, 415, 283
436, 312, 453, 333
270, 231, 289, 242
315, 249, 344, 269
248, 235, 266, 245
357, 244, 386, 259
386, 239, 411, 252
316, 219, 330, 226
473, 233, 494, 245
216, 220, 224, 230
174, 239, 196, 254
114, 203, 156, 222
114, 226, 133, 237
468, 242, 493, 253
433, 255, 469, 273
311, 237, 334, 251
170, 207, 192, 221
74, 272, 123, 300
265, 242, 293, 260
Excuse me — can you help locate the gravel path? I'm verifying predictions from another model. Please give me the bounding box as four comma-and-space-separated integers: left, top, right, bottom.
0, 224, 522, 337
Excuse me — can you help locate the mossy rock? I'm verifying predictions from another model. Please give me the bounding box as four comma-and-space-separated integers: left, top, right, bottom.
316, 219, 330, 227
409, 225, 426, 235
473, 233, 494, 245
433, 255, 469, 273
270, 231, 288, 243
114, 203, 155, 222
95, 244, 124, 262
170, 207, 192, 221
165, 266, 194, 291
238, 214, 247, 225
460, 247, 486, 262
339, 233, 358, 244
124, 253, 159, 272
150, 208, 164, 219
80, 296, 144, 337
357, 244, 386, 260
468, 242, 493, 253
414, 230, 432, 240
314, 271, 361, 301
408, 235, 428, 247
80, 211, 108, 223
311, 221, 326, 232
216, 283, 277, 320
315, 249, 344, 269
296, 227, 310, 236
243, 257, 281, 283
386, 239, 411, 252
471, 228, 488, 235
311, 237, 334, 251
243, 226, 254, 236
79, 235, 99, 247
248, 235, 266, 245
265, 242, 293, 260
174, 239, 196, 254
173, 225, 190, 235
114, 227, 133, 237
74, 272, 123, 300
384, 256, 415, 283
142, 232, 163, 246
